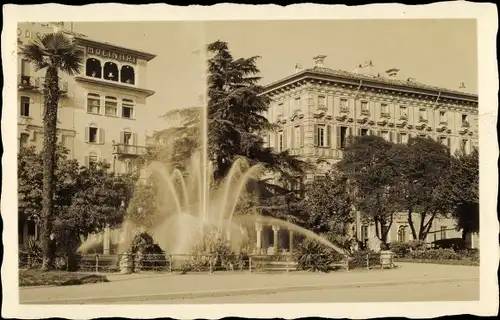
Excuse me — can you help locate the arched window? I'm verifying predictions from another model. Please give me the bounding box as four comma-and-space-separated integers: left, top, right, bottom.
104, 96, 118, 116
103, 62, 119, 81
87, 93, 101, 114
120, 65, 135, 84
121, 99, 134, 119
397, 226, 407, 243
85, 58, 102, 78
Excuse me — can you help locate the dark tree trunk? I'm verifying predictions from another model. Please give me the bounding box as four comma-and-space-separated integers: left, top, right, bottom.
407, 208, 418, 240
40, 66, 61, 271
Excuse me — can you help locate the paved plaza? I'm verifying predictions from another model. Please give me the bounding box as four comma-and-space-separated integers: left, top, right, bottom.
19, 263, 479, 304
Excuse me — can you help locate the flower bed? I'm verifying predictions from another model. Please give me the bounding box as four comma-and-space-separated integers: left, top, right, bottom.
19, 269, 109, 287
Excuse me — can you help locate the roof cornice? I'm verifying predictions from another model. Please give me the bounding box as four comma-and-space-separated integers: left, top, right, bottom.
74, 36, 156, 62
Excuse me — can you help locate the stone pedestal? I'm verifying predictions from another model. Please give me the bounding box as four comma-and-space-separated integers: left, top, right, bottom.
103, 226, 111, 255
289, 229, 294, 254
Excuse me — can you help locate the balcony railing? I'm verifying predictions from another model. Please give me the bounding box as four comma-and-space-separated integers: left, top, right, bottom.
18, 74, 39, 88
360, 109, 370, 116
380, 112, 390, 118
399, 114, 408, 120
112, 144, 148, 157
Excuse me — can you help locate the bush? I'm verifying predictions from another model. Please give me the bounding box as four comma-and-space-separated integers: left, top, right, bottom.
432, 238, 466, 250
348, 250, 381, 269
19, 238, 43, 269
389, 240, 427, 258
293, 238, 345, 272
130, 232, 167, 271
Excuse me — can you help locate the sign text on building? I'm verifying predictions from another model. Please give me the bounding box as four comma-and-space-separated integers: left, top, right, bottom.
87, 46, 137, 64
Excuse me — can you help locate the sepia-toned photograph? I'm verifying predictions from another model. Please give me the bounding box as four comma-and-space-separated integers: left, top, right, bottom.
2, 2, 498, 319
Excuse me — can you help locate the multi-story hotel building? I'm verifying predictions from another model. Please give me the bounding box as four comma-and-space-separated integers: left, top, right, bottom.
253, 55, 479, 254
17, 22, 156, 250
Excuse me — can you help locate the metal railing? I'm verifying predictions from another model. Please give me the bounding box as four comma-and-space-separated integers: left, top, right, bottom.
112, 144, 148, 156
19, 252, 390, 274
18, 74, 39, 88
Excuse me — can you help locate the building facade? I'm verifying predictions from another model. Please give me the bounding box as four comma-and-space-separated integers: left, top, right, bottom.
254, 56, 479, 253
17, 22, 156, 249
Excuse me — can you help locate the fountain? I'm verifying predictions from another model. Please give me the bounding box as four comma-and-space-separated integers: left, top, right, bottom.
77, 45, 347, 267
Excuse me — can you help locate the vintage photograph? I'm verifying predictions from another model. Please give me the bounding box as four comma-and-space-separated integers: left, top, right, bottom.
2, 2, 498, 319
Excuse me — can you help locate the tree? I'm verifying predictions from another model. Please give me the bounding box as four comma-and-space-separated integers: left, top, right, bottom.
447, 148, 479, 236
144, 40, 308, 220
21, 32, 83, 270
18, 146, 135, 269
399, 137, 453, 240
338, 135, 404, 244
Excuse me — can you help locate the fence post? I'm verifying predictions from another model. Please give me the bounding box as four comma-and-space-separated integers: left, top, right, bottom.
366, 253, 370, 270
168, 255, 172, 273
95, 254, 99, 273
249, 256, 252, 273
209, 257, 213, 274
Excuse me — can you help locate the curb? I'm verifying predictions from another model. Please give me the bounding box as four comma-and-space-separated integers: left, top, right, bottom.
21, 276, 478, 304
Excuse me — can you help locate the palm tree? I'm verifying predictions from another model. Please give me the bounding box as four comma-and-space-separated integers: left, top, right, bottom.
21, 31, 83, 270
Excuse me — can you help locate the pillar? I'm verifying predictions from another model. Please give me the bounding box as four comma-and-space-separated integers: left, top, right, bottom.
103, 226, 111, 255
289, 229, 294, 254
272, 225, 280, 254
255, 222, 263, 253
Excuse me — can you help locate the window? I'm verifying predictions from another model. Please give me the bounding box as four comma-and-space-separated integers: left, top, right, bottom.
440, 226, 447, 240
120, 65, 135, 84
361, 128, 368, 136
21, 59, 30, 76
397, 226, 407, 242
278, 103, 284, 114
461, 139, 468, 153
278, 131, 283, 151
88, 126, 98, 143
85, 58, 102, 78
105, 96, 118, 116
318, 95, 326, 108
400, 133, 408, 144
419, 108, 426, 121
294, 126, 301, 148
439, 111, 446, 123
399, 106, 407, 119
361, 225, 369, 241
361, 101, 368, 111
381, 103, 389, 115
381, 131, 389, 141
340, 99, 348, 111
20, 133, 29, 148
462, 114, 469, 126
20, 96, 30, 117
88, 152, 98, 167
103, 62, 119, 81
340, 126, 348, 149
87, 93, 101, 114
317, 125, 325, 147
439, 136, 447, 145
122, 99, 134, 119
462, 114, 468, 122
294, 97, 301, 110
123, 131, 132, 145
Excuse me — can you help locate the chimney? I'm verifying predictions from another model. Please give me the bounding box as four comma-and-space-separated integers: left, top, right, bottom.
385, 68, 400, 78
407, 77, 416, 83
313, 55, 327, 68
459, 82, 466, 89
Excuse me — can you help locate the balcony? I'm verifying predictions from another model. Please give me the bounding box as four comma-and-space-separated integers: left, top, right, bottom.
380, 112, 391, 119
112, 144, 148, 157
360, 109, 370, 116
399, 114, 408, 120
340, 107, 349, 114
38, 77, 68, 94
418, 117, 428, 123
18, 74, 39, 89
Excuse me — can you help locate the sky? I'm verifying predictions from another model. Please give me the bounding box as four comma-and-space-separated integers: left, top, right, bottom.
73, 19, 478, 131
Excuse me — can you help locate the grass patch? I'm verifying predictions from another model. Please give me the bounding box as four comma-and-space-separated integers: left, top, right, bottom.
394, 258, 479, 266
19, 269, 109, 287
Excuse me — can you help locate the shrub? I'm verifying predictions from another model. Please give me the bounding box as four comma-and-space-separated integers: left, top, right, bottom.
389, 240, 427, 258
130, 232, 167, 271
348, 250, 381, 269
19, 238, 43, 269
292, 238, 345, 272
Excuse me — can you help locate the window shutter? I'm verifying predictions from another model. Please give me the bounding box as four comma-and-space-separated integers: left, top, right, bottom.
274, 133, 278, 150
377, 130, 381, 137
348, 127, 353, 137
84, 125, 89, 143
99, 128, 105, 144
268, 134, 271, 147
313, 124, 318, 146
283, 129, 287, 150
396, 133, 401, 144
357, 128, 361, 136
389, 131, 393, 142
369, 129, 374, 136
336, 126, 341, 149
84, 156, 89, 167
326, 125, 331, 147
300, 126, 304, 147
133, 132, 138, 145
447, 137, 451, 149
120, 131, 125, 145
290, 127, 295, 149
